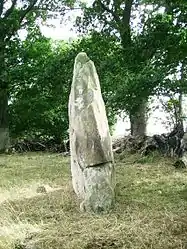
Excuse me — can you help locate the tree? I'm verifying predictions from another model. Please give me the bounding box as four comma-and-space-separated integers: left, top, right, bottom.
9, 33, 118, 141
75, 0, 161, 135
75, 0, 187, 135
0, 0, 76, 152
8, 30, 74, 142
147, 0, 187, 130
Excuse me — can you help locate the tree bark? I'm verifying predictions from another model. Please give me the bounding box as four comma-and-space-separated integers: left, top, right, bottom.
120, 0, 133, 47
0, 36, 9, 152
0, 44, 9, 152
0, 89, 9, 152
120, 0, 147, 136
130, 101, 147, 136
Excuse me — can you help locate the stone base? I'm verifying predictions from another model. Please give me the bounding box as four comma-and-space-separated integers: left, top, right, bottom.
0, 128, 10, 153
79, 162, 115, 213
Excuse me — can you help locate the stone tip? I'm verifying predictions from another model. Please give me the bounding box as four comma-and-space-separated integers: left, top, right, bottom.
75, 52, 90, 64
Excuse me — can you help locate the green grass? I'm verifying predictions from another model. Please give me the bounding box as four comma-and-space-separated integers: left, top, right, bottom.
0, 152, 187, 249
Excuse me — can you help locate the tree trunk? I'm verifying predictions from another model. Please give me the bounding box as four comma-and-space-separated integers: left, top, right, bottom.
0, 37, 10, 152
130, 101, 147, 136
178, 92, 184, 131
120, 0, 133, 47
181, 94, 187, 132
180, 61, 187, 130
0, 89, 9, 152
120, 0, 147, 137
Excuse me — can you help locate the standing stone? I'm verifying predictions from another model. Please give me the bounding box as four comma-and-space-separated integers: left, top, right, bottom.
68, 52, 115, 213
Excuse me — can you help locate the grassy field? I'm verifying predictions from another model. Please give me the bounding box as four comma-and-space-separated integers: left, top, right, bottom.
0, 152, 187, 249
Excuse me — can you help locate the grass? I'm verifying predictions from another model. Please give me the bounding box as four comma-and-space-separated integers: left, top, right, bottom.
0, 152, 187, 249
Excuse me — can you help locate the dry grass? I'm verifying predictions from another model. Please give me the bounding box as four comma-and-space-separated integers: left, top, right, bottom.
0, 152, 187, 249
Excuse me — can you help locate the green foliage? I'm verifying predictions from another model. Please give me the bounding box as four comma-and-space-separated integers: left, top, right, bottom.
167, 99, 179, 112
0, 0, 79, 148
4, 0, 187, 140
8, 31, 72, 140
135, 151, 162, 164
0, 0, 77, 88
75, 0, 187, 121
8, 32, 118, 139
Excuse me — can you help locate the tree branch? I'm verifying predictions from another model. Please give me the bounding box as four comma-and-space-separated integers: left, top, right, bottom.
19, 0, 38, 24
97, 0, 121, 23
5, 0, 37, 42
117, 0, 133, 47
0, 0, 4, 16
32, 6, 82, 12
122, 0, 133, 27
3, 0, 17, 18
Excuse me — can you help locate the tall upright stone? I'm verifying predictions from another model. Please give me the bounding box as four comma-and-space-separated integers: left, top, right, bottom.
68, 52, 115, 213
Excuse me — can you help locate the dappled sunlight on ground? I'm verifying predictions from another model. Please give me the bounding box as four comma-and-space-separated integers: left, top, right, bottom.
0, 182, 62, 204
0, 204, 42, 249
0, 221, 41, 240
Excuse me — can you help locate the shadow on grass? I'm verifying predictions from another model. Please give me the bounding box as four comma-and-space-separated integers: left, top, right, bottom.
179, 187, 187, 201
